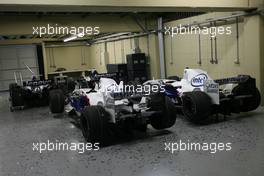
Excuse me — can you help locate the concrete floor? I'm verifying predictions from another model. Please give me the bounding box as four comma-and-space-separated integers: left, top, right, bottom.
0, 92, 264, 176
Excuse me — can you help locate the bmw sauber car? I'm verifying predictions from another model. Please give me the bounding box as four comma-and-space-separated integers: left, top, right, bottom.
49, 69, 260, 144
146, 69, 261, 123
49, 73, 176, 146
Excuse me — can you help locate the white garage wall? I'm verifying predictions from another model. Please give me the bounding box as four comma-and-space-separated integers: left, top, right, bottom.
88, 34, 160, 78
45, 34, 161, 79
45, 45, 90, 73
164, 12, 264, 103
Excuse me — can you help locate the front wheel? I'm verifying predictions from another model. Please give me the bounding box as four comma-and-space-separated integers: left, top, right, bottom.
182, 91, 212, 123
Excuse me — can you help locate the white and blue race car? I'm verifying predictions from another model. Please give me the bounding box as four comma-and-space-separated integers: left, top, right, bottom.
49, 69, 261, 145
147, 68, 261, 123
49, 71, 176, 146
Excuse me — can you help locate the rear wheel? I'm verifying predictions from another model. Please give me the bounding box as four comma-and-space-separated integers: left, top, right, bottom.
149, 93, 177, 130
182, 91, 212, 123
167, 75, 181, 81
9, 83, 24, 109
232, 86, 261, 112
136, 124, 148, 132
9, 83, 18, 97
67, 78, 76, 93
49, 89, 65, 113
80, 106, 114, 146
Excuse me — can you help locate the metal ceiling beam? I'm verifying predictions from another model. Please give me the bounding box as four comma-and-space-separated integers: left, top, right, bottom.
132, 15, 150, 34
168, 9, 264, 33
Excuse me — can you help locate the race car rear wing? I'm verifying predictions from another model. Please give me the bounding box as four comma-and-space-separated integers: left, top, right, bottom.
214, 75, 253, 85
93, 73, 117, 80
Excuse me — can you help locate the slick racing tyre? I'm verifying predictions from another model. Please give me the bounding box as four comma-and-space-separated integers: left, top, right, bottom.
232, 85, 261, 112
49, 89, 65, 113
9, 83, 24, 108
149, 93, 177, 130
80, 106, 114, 146
167, 75, 181, 81
9, 83, 18, 97
182, 91, 212, 123
67, 78, 76, 93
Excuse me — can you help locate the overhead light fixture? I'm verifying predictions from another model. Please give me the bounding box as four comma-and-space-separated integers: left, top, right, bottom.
77, 33, 84, 37
63, 35, 77, 42
63, 33, 85, 42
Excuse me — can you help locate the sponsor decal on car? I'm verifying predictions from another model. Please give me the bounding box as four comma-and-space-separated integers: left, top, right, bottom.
205, 82, 219, 94
26, 80, 52, 86
191, 73, 208, 87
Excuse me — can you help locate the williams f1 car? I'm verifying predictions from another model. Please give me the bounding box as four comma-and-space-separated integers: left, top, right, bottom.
9, 69, 75, 112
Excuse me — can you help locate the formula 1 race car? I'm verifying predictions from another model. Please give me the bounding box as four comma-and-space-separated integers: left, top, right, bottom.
9, 72, 75, 112
9, 79, 51, 111
49, 72, 177, 146
146, 69, 261, 123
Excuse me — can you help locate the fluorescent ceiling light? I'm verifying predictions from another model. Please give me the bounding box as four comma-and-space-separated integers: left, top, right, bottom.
63, 35, 77, 42
63, 33, 85, 42
77, 33, 84, 37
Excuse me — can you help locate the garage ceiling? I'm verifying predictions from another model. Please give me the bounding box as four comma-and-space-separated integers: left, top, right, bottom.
0, 0, 260, 12
0, 12, 203, 41
0, 0, 261, 43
